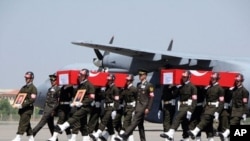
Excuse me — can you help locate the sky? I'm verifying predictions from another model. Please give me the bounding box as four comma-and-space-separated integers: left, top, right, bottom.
0, 0, 250, 89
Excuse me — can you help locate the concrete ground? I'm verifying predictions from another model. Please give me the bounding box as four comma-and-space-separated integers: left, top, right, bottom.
0, 121, 222, 141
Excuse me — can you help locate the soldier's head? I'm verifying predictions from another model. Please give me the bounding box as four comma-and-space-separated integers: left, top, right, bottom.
210, 72, 220, 84
24, 71, 34, 83
49, 73, 57, 85
107, 73, 115, 85
138, 69, 148, 81
125, 74, 134, 86
234, 73, 244, 87
181, 70, 191, 84
78, 68, 89, 81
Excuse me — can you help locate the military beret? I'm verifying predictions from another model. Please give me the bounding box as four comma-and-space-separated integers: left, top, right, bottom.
138, 69, 148, 75
49, 73, 57, 81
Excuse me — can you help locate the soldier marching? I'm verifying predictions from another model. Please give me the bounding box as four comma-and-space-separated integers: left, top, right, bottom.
10, 69, 249, 141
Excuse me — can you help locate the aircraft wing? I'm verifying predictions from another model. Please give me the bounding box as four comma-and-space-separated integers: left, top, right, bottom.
72, 41, 220, 67
72, 41, 220, 59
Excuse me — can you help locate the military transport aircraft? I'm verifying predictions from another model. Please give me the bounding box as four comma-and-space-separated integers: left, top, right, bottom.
34, 37, 250, 123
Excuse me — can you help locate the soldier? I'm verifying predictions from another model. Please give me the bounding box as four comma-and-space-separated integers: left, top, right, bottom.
115, 69, 155, 141
32, 74, 60, 138
12, 71, 37, 141
56, 85, 74, 140
112, 87, 125, 138
119, 74, 137, 141
187, 86, 205, 141
188, 72, 225, 141
87, 86, 105, 135
160, 70, 197, 141
216, 87, 232, 138
89, 73, 120, 141
47, 68, 95, 141
219, 73, 249, 141
157, 84, 177, 141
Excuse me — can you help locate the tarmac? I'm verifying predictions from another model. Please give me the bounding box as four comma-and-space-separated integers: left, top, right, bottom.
0, 121, 222, 141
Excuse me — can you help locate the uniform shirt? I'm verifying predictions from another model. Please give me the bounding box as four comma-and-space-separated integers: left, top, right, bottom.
18, 83, 37, 109
196, 86, 206, 104
76, 79, 95, 106
177, 81, 197, 113
231, 86, 249, 117
159, 85, 178, 110
94, 87, 105, 102
203, 83, 224, 115
137, 80, 154, 110
121, 84, 137, 105
104, 83, 120, 110
45, 85, 60, 109
59, 85, 74, 102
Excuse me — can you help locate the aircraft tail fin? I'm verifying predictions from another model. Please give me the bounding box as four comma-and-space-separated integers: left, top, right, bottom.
167, 39, 173, 51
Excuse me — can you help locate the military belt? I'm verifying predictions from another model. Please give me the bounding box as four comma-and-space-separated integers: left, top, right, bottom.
127, 101, 136, 107
196, 102, 203, 106
164, 99, 175, 105
60, 102, 70, 105
207, 101, 219, 107
105, 103, 114, 107
224, 103, 230, 109
180, 99, 192, 106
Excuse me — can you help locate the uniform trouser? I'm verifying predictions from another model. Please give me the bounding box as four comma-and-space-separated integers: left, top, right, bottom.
68, 105, 92, 135
230, 116, 242, 125
218, 109, 230, 132
162, 105, 175, 132
170, 110, 189, 138
124, 104, 146, 141
189, 106, 203, 137
98, 106, 115, 135
113, 108, 124, 132
17, 107, 33, 135
88, 107, 101, 133
80, 114, 89, 136
57, 105, 72, 135
197, 114, 214, 138
122, 106, 135, 133
32, 110, 54, 136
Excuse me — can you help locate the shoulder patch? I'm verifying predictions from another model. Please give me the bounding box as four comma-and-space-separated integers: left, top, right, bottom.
149, 87, 154, 92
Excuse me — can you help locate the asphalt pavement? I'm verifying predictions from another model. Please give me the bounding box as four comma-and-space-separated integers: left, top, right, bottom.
0, 121, 222, 141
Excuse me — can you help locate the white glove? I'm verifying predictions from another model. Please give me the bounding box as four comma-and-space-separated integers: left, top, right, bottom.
158, 110, 162, 119
111, 111, 117, 119
75, 102, 83, 107
90, 101, 95, 107
214, 112, 219, 121
70, 103, 75, 107
132, 111, 135, 117
101, 87, 106, 92
242, 114, 247, 121
186, 111, 192, 120
14, 104, 22, 109
95, 101, 101, 108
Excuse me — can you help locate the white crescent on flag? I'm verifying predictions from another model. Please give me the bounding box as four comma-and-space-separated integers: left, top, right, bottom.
89, 72, 100, 77
190, 70, 208, 76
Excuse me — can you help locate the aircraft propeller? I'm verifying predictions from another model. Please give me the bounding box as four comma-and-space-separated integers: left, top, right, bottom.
92, 36, 114, 70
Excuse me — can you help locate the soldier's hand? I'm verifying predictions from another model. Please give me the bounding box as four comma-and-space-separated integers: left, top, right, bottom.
186, 111, 192, 120
157, 110, 162, 119
90, 101, 95, 107
132, 111, 135, 117
75, 102, 83, 107
70, 102, 75, 107
111, 111, 117, 119
214, 112, 219, 121
144, 108, 149, 115
242, 114, 247, 121
13, 104, 22, 109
